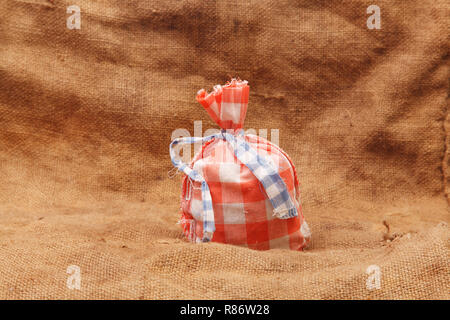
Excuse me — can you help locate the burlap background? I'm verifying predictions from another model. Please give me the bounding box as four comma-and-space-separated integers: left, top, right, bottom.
0, 0, 448, 299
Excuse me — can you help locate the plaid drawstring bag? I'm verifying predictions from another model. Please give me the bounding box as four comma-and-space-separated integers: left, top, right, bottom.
170, 79, 311, 250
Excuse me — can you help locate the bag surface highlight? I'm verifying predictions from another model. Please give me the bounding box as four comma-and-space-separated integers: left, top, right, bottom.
170, 79, 311, 250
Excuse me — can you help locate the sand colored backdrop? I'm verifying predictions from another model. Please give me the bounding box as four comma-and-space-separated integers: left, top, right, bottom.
0, 0, 448, 299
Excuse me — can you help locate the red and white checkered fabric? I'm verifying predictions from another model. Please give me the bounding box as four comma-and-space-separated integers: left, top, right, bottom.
179, 79, 311, 251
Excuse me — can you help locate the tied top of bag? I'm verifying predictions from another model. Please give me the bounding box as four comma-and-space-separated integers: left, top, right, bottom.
196, 79, 249, 131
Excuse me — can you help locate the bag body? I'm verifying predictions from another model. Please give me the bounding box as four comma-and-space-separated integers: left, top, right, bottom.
171, 79, 310, 250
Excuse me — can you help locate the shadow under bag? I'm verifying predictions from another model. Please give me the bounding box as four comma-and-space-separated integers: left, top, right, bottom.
170, 79, 310, 250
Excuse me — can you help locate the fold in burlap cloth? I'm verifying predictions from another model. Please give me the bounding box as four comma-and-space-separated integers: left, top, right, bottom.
0, 1, 448, 299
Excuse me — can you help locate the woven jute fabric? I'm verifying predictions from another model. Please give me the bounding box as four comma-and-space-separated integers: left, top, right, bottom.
0, 0, 448, 299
